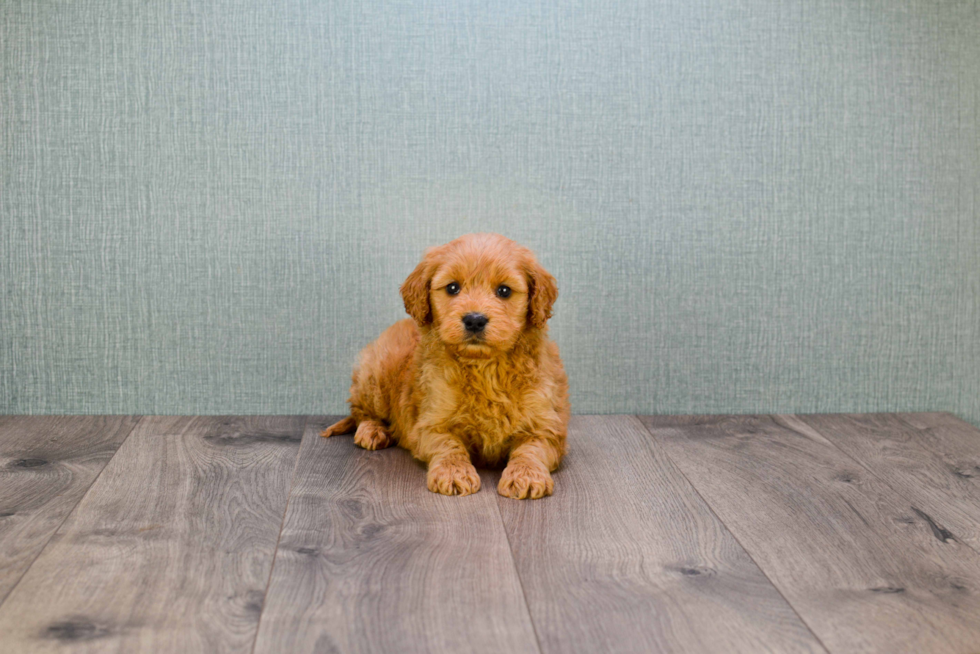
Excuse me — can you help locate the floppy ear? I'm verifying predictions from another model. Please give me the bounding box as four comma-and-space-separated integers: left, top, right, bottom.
526, 257, 558, 329
400, 255, 434, 325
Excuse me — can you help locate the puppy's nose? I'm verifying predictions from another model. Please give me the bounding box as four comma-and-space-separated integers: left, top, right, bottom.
462, 312, 489, 333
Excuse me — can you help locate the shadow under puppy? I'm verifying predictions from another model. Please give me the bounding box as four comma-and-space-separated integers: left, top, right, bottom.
322, 233, 570, 499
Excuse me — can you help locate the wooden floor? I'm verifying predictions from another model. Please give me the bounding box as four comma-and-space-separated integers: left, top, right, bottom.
1, 415, 979, 653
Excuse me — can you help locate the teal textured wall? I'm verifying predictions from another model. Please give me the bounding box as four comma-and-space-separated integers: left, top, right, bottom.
2, 1, 978, 424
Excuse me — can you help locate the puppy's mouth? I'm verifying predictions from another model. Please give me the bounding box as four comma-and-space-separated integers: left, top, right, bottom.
455, 339, 493, 358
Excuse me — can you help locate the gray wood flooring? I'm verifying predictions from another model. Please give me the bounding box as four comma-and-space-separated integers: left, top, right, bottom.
0, 413, 979, 653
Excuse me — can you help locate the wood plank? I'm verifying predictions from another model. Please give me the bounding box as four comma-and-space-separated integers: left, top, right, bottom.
797, 413, 980, 550
497, 415, 825, 654
253, 416, 540, 654
0, 415, 140, 605
639, 414, 980, 654
0, 416, 304, 653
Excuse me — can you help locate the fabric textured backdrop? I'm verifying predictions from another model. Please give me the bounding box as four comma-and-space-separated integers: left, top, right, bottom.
2, 1, 978, 424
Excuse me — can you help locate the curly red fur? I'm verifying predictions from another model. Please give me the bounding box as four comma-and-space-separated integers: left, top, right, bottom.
322, 233, 570, 499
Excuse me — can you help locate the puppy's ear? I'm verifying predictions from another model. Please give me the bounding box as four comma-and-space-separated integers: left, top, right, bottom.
400, 252, 435, 325
525, 257, 558, 329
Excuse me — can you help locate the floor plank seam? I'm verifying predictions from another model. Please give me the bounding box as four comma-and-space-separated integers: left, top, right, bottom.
492, 490, 545, 654
783, 413, 980, 649
248, 416, 310, 654
796, 414, 979, 560
629, 415, 833, 654
0, 415, 145, 610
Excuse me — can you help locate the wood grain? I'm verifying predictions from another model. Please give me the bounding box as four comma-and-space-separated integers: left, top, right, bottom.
0, 416, 304, 653
252, 417, 540, 654
798, 412, 980, 550
497, 415, 825, 654
0, 415, 140, 605
640, 414, 980, 654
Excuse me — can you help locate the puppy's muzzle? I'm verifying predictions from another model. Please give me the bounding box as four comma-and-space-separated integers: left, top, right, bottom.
462, 312, 489, 334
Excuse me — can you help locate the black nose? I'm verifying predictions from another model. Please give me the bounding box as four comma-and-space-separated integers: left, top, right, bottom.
462, 313, 489, 333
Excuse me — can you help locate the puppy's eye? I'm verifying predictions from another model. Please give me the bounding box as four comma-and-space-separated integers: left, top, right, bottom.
446, 282, 461, 296
496, 285, 512, 299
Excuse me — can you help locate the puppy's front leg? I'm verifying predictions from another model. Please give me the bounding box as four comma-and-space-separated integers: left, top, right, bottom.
419, 432, 481, 496
499, 434, 563, 500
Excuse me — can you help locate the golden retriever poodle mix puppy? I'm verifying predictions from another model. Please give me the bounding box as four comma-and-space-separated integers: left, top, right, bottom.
322, 233, 570, 499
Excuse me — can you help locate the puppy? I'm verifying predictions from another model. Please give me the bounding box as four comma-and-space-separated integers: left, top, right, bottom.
322, 233, 570, 499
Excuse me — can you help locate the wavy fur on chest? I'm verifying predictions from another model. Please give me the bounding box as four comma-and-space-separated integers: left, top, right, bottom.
415, 329, 543, 465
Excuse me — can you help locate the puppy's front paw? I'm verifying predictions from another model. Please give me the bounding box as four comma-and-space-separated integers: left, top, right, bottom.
499, 461, 553, 500
427, 459, 481, 496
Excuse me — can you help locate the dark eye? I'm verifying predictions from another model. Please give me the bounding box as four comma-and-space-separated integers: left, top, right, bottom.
496, 285, 512, 299
446, 282, 461, 296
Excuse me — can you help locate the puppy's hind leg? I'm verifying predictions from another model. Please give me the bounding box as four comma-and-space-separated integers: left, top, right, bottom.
353, 420, 395, 450
321, 416, 394, 450
321, 416, 357, 438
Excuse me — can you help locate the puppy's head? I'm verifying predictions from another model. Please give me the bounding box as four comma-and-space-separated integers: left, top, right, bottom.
400, 233, 558, 358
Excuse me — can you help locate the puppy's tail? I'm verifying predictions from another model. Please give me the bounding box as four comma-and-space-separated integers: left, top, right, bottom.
321, 415, 357, 438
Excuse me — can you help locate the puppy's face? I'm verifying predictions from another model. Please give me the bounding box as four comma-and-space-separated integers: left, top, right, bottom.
401, 234, 558, 358
428, 246, 529, 356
